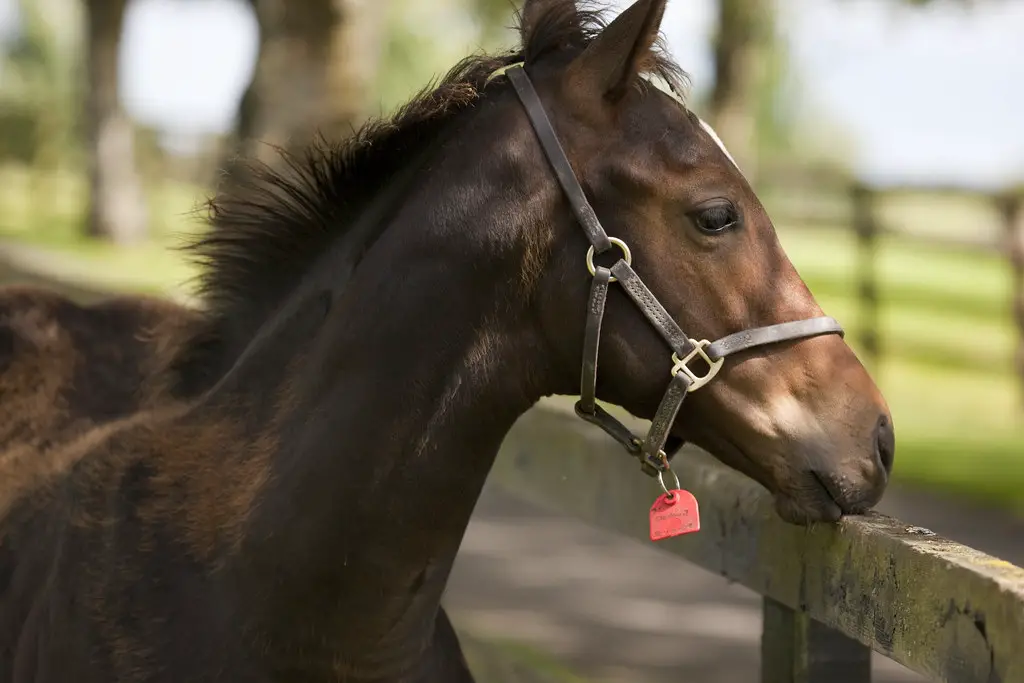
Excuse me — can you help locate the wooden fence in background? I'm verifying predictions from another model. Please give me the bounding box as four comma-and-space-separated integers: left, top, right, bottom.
760, 163, 1024, 401
849, 183, 1024, 373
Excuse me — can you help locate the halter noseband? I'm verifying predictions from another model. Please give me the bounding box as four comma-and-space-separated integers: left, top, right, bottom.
505, 65, 845, 478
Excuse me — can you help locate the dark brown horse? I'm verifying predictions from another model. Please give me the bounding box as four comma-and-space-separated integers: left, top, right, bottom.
0, 285, 198, 454
0, 0, 895, 680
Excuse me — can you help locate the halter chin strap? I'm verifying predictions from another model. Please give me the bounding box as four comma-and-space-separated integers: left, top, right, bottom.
505, 65, 845, 478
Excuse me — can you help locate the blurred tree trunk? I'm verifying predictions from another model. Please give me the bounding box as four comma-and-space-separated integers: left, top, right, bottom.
224, 0, 387, 173
323, 0, 388, 139
83, 0, 148, 244
708, 0, 776, 184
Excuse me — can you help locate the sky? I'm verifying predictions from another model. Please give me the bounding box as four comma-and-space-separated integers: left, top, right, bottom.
1, 0, 1022, 186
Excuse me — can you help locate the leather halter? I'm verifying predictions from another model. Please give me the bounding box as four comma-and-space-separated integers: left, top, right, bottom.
506, 65, 845, 478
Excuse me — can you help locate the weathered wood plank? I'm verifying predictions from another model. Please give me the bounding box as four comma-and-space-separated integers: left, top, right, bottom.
761, 597, 872, 683
492, 402, 1024, 683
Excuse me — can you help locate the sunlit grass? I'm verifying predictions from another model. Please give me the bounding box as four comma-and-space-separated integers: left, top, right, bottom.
0, 164, 203, 297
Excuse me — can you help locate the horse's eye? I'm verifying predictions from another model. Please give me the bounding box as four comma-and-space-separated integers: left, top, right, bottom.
691, 203, 739, 235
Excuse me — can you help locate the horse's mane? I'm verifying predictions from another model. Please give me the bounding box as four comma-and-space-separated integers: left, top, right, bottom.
165, 0, 689, 396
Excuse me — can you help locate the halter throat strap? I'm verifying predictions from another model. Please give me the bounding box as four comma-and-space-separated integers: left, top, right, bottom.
506, 65, 844, 477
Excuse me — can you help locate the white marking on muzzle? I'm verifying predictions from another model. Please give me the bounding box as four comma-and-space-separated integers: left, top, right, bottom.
763, 393, 827, 443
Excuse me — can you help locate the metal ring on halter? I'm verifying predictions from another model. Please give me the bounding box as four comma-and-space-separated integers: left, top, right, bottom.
586, 237, 632, 283
656, 466, 681, 497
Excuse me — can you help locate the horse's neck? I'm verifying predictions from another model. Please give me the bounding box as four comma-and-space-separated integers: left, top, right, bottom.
229, 121, 560, 676
235, 274, 544, 676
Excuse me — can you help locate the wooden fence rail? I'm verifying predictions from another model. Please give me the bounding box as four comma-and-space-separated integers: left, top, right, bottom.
760, 167, 1024, 401
843, 182, 1024, 380
491, 402, 1024, 683
1000, 194, 1024, 403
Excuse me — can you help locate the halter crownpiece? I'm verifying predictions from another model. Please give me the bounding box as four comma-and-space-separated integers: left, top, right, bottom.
505, 65, 845, 478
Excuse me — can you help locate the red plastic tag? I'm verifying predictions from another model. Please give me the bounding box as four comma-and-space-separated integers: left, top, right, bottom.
649, 490, 700, 541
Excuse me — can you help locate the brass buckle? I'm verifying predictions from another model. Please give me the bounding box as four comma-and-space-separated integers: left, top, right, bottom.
670, 339, 724, 393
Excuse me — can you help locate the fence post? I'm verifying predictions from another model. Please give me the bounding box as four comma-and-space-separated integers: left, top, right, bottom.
1000, 192, 1024, 408
850, 182, 880, 372
761, 597, 872, 683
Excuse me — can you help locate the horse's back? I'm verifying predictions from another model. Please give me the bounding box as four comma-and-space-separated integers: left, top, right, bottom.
0, 285, 197, 452
0, 423, 261, 683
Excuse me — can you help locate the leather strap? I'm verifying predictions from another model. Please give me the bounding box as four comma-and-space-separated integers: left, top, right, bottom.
578, 266, 611, 415
574, 401, 642, 454
575, 264, 643, 456
610, 260, 693, 358
708, 316, 844, 360
639, 371, 691, 475
506, 66, 612, 253
576, 263, 686, 470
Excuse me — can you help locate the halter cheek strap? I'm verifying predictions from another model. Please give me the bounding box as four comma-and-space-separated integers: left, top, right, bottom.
505, 65, 844, 478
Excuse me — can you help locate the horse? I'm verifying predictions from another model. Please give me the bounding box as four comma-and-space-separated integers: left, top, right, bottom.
0, 284, 199, 454
0, 0, 896, 680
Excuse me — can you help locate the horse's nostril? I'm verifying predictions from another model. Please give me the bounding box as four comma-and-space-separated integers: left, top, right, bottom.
874, 414, 895, 475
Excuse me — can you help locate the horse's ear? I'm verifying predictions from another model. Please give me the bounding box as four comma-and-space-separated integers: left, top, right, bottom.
566, 0, 667, 101
519, 0, 582, 52
520, 0, 570, 39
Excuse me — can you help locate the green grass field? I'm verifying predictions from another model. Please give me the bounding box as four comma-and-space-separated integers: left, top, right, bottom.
1, 165, 1022, 513
0, 164, 204, 297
